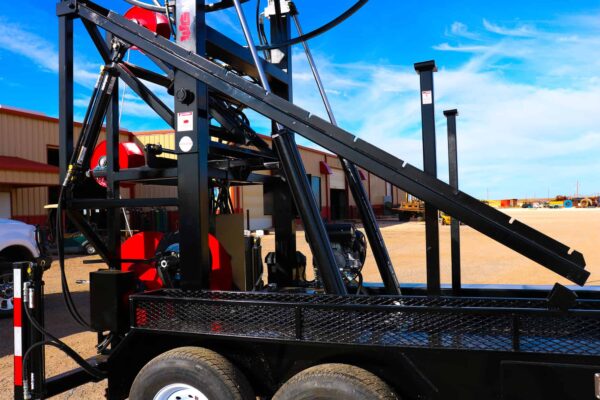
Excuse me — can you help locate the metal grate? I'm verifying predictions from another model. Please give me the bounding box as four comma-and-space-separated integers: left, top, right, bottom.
131, 290, 600, 356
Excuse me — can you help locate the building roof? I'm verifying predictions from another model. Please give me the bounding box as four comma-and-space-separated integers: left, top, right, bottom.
0, 156, 58, 174
0, 105, 132, 136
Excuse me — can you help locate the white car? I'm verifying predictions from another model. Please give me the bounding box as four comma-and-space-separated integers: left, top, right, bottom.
0, 219, 42, 316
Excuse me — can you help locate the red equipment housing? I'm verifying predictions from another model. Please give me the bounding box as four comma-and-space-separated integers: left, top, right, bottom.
121, 231, 233, 291
90, 140, 146, 187
124, 6, 171, 41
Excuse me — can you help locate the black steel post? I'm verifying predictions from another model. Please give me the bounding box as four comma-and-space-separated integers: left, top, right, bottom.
59, 14, 74, 184
414, 60, 440, 295
174, 0, 210, 288
444, 109, 461, 295
106, 32, 121, 270
269, 9, 299, 286
28, 263, 45, 399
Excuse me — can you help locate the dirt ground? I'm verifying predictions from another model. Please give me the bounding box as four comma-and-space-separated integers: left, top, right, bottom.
0, 208, 598, 399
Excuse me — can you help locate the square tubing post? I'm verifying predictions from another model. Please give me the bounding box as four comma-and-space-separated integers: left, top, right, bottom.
270, 10, 298, 286
59, 14, 74, 185
106, 32, 121, 270
444, 109, 461, 295
414, 60, 440, 295
175, 0, 210, 288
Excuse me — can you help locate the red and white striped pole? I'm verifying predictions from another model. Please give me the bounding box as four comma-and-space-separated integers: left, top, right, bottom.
13, 265, 23, 399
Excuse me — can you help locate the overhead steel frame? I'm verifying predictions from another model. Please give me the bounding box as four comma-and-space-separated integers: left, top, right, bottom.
57, 0, 589, 295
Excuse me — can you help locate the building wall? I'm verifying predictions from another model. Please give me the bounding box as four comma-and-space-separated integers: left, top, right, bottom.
0, 107, 131, 223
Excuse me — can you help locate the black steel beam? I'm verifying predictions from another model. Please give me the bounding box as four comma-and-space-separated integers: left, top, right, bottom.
68, 198, 178, 209
82, 19, 111, 63
44, 358, 106, 398
124, 62, 172, 88
174, 0, 210, 288
206, 26, 289, 90
58, 14, 74, 184
66, 210, 112, 264
415, 60, 440, 295
444, 109, 461, 295
74, 2, 589, 285
106, 31, 121, 271
269, 12, 299, 289
116, 63, 175, 128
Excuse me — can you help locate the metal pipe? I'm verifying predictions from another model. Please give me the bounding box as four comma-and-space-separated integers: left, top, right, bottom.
232, 0, 271, 94
231, 0, 346, 294
292, 12, 400, 295
291, 14, 336, 125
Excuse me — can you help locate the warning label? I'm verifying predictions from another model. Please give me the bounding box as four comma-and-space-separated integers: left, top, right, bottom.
177, 111, 194, 132
421, 90, 433, 105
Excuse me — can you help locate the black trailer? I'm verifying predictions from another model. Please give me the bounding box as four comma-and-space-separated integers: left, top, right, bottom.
12, 1, 600, 399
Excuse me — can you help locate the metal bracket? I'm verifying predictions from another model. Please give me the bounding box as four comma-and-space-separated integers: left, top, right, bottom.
56, 1, 78, 17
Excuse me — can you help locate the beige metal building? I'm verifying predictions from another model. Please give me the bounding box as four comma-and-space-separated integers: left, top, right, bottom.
0, 105, 132, 224
0, 105, 407, 230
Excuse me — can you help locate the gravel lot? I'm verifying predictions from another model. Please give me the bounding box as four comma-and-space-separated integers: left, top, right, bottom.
1, 208, 598, 399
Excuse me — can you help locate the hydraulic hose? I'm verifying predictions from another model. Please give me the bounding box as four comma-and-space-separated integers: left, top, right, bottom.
21, 296, 106, 395
254, 0, 368, 51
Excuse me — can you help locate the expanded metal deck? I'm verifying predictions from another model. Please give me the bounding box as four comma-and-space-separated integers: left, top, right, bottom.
131, 290, 600, 356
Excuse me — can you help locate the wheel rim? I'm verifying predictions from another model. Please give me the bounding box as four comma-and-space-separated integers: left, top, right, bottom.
154, 383, 208, 400
0, 271, 14, 312
86, 245, 96, 255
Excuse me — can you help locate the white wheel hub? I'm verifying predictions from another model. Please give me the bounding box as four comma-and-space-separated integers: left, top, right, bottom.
154, 383, 208, 400
0, 272, 13, 312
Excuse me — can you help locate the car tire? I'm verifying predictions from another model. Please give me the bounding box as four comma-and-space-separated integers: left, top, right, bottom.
129, 346, 254, 400
84, 243, 96, 255
273, 363, 399, 400
0, 258, 14, 317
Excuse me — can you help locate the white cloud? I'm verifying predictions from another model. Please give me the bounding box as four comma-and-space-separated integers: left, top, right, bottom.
0, 17, 99, 87
448, 22, 480, 40
483, 19, 537, 37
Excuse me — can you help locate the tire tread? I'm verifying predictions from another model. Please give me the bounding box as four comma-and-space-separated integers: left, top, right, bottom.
274, 363, 398, 400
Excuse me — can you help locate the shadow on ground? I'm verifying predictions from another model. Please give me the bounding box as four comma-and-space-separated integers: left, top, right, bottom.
0, 291, 90, 358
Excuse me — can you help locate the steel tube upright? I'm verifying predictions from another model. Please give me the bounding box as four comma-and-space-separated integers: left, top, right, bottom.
174, 0, 211, 288
105, 32, 121, 270
444, 109, 461, 294
232, 0, 346, 294
292, 12, 400, 295
415, 60, 440, 295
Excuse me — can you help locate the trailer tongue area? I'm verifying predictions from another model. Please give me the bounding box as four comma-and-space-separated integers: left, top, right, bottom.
12, 1, 600, 399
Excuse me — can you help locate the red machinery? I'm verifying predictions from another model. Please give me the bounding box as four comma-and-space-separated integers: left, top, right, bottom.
90, 140, 146, 187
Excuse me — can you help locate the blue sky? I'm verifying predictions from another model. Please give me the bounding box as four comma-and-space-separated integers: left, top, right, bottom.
0, 1, 599, 199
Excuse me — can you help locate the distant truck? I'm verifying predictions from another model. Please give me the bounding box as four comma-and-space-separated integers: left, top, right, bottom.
0, 219, 45, 316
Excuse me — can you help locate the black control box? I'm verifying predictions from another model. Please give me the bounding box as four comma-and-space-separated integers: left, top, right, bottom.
90, 270, 135, 333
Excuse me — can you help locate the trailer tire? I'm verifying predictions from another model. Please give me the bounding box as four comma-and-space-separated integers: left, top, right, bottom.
129, 346, 254, 400
273, 363, 399, 400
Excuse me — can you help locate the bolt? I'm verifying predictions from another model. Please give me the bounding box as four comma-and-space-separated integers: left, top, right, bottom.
176, 88, 194, 105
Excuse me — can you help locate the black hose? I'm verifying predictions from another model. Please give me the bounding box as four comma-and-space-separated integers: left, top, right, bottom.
56, 186, 90, 329
254, 0, 368, 51
22, 303, 106, 382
